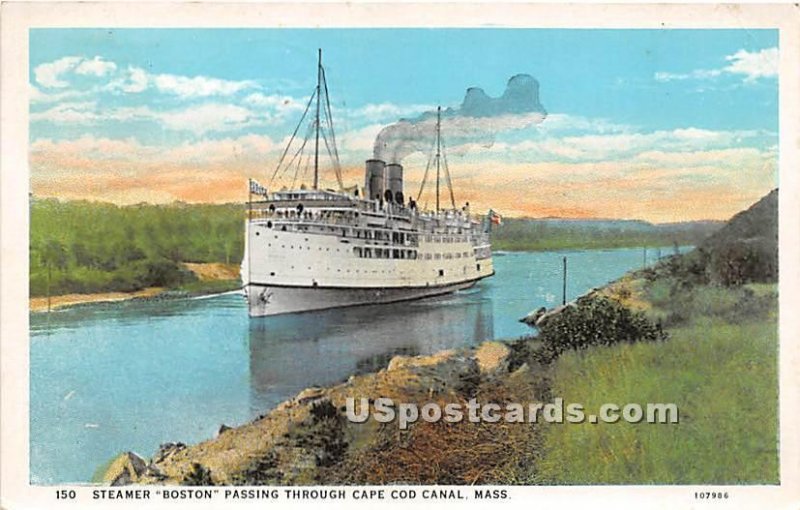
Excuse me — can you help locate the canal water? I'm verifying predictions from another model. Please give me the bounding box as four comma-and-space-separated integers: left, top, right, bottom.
29, 247, 682, 484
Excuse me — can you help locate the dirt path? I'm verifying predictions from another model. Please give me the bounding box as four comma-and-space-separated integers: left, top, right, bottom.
183, 262, 239, 281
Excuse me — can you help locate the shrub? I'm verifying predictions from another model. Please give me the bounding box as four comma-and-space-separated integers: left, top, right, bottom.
708, 240, 778, 286
534, 296, 667, 363
181, 462, 214, 486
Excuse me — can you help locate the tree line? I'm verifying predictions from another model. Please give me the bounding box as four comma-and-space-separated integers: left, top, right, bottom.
30, 199, 245, 297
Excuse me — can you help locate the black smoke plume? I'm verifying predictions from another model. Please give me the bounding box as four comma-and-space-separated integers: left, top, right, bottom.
373, 74, 547, 163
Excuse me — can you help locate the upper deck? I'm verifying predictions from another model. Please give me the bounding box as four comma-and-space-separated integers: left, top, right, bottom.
247, 188, 485, 240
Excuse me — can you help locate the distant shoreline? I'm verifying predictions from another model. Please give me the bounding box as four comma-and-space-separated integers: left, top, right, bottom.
29, 262, 241, 313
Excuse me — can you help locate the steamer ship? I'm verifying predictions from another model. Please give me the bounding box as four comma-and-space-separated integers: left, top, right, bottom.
241, 50, 496, 317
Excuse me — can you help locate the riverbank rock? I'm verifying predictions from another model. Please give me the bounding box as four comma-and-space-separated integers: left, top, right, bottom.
295, 386, 327, 404
474, 341, 511, 377
100, 452, 147, 486
520, 306, 547, 326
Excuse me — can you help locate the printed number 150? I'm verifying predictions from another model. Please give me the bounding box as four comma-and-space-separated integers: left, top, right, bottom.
56, 489, 76, 500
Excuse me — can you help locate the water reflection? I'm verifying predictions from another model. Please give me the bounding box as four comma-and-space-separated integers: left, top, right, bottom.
247, 294, 494, 412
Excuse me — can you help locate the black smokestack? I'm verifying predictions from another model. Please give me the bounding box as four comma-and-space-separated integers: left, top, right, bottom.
373, 74, 547, 162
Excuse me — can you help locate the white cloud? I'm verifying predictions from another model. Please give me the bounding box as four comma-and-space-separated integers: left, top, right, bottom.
107, 66, 150, 93
30, 100, 265, 135
724, 47, 779, 81
30, 133, 278, 166
29, 84, 88, 104
338, 123, 387, 153
449, 126, 766, 164
33, 55, 260, 99
74, 56, 117, 77
34, 56, 82, 88
30, 135, 151, 160
152, 73, 257, 98
347, 102, 434, 121
537, 113, 632, 135
155, 103, 262, 135
243, 92, 306, 115
30, 101, 103, 124
163, 134, 277, 163
654, 69, 722, 82
654, 47, 778, 84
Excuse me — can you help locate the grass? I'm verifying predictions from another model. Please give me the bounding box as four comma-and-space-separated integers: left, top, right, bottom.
530, 283, 778, 484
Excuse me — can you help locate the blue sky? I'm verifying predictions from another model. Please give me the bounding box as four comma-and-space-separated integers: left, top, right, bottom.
29, 28, 779, 221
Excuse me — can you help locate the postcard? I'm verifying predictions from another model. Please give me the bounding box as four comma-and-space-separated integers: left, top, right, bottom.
1, 2, 799, 509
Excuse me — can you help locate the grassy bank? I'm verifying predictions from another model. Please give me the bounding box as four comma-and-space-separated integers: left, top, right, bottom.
531, 281, 778, 484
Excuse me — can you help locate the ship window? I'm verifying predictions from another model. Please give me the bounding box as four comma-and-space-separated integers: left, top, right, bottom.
477, 264, 481, 271
435, 253, 442, 260
270, 272, 275, 276
393, 249, 400, 259
439, 269, 444, 277
255, 232, 260, 236
425, 253, 432, 260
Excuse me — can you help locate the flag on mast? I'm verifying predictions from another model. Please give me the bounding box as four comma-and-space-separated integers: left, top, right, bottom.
249, 179, 269, 197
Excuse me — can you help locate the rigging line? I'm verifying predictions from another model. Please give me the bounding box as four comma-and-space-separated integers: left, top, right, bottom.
282, 120, 315, 185
320, 125, 339, 189
416, 135, 438, 202
318, 106, 341, 190
320, 66, 343, 189
292, 145, 310, 190
281, 120, 315, 182
302, 151, 314, 189
441, 138, 456, 209
269, 87, 316, 187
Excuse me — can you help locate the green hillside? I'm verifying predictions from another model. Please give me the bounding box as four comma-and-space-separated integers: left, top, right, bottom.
30, 199, 245, 297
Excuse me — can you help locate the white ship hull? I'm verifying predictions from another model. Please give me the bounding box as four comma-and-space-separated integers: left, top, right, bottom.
241, 193, 495, 317
243, 277, 489, 317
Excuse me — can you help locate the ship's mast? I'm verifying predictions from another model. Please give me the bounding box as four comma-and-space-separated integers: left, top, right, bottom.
313, 48, 322, 190
435, 106, 441, 213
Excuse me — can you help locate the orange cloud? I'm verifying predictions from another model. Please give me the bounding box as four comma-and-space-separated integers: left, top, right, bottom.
29, 137, 777, 223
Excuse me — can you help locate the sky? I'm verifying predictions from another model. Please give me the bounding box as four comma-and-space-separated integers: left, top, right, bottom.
29, 29, 779, 222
